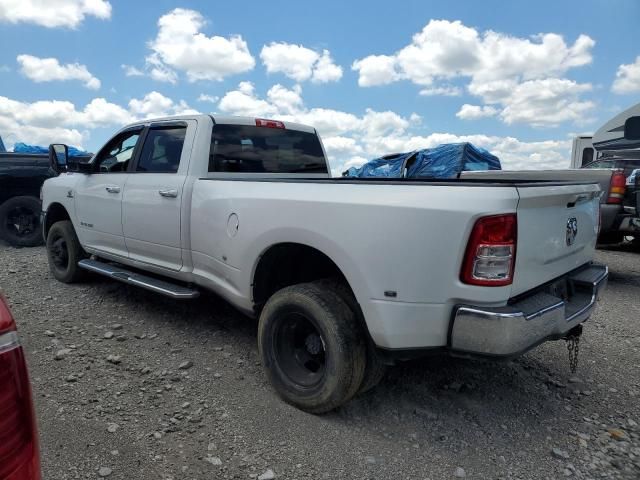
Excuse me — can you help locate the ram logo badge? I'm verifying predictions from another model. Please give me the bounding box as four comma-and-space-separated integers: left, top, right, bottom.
566, 217, 578, 246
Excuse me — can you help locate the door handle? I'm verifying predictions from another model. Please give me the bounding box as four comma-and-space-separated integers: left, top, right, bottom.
158, 189, 178, 198
105, 186, 120, 194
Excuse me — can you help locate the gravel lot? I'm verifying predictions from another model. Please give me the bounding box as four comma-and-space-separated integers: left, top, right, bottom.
1, 244, 639, 479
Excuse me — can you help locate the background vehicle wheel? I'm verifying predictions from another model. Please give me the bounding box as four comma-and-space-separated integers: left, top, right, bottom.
46, 220, 87, 283
317, 279, 388, 394
0, 196, 43, 247
258, 282, 366, 414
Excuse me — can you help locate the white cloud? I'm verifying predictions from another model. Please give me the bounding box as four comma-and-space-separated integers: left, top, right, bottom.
352, 20, 596, 127
312, 50, 343, 83
419, 85, 462, 96
218, 81, 279, 117
122, 64, 143, 77
322, 136, 364, 158
215, 82, 573, 174
0, 95, 117, 149
0, 91, 198, 150
353, 20, 593, 87
128, 91, 199, 119
612, 56, 640, 94
456, 104, 499, 120
351, 55, 400, 87
499, 78, 594, 126
198, 94, 219, 103
260, 42, 342, 83
17, 54, 100, 89
0, 0, 111, 28
261, 43, 318, 82
81, 98, 132, 126
147, 8, 254, 83
266, 84, 303, 115
145, 53, 178, 84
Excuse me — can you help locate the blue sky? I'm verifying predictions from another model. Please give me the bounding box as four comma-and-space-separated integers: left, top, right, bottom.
1, 0, 639, 173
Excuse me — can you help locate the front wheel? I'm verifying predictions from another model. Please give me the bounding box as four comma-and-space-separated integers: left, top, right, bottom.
258, 282, 366, 414
0, 196, 43, 247
46, 220, 87, 283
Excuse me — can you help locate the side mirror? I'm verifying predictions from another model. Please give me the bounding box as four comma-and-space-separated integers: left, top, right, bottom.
48, 144, 68, 174
624, 116, 640, 141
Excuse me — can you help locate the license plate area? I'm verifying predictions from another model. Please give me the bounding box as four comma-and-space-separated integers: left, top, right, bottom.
544, 277, 574, 303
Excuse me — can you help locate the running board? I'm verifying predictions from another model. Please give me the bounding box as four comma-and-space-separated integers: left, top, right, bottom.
78, 259, 199, 299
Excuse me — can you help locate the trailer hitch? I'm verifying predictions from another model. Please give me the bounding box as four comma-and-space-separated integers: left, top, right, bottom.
563, 324, 583, 374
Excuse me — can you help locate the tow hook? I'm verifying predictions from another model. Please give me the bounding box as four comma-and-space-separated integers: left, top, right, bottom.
563, 324, 583, 374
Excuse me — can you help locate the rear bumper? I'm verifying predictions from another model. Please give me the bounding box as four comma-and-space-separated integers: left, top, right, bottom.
449, 263, 608, 357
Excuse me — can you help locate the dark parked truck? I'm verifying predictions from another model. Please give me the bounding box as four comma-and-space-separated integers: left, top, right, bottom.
0, 137, 91, 246
0, 151, 54, 246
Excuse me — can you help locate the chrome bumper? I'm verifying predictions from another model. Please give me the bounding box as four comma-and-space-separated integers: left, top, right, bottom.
450, 263, 608, 357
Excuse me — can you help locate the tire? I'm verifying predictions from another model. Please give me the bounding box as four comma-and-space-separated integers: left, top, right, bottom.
258, 282, 366, 414
0, 196, 43, 247
46, 220, 87, 283
317, 279, 387, 394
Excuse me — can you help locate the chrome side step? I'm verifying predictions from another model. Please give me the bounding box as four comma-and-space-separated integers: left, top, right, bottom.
78, 259, 199, 300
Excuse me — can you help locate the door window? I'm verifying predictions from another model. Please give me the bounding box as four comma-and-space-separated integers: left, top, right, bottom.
93, 130, 142, 173
136, 126, 186, 173
580, 147, 594, 167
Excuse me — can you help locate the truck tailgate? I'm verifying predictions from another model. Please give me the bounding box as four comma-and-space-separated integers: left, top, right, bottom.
511, 183, 601, 297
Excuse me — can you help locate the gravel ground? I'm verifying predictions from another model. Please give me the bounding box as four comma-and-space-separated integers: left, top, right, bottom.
1, 244, 639, 480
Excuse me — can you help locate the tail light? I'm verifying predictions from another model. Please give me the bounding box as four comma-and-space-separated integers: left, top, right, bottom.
255, 118, 285, 129
607, 171, 626, 204
461, 214, 517, 286
0, 296, 41, 480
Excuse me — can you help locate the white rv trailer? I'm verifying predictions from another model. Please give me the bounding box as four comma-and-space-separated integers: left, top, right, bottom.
571, 102, 640, 168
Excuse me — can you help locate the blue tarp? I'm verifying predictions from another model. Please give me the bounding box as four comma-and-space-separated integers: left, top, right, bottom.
344, 142, 501, 179
13, 142, 90, 157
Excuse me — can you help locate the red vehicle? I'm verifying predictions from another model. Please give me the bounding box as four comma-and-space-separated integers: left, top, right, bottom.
0, 295, 40, 480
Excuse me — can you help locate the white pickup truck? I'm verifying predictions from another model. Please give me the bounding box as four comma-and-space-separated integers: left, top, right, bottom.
42, 115, 608, 413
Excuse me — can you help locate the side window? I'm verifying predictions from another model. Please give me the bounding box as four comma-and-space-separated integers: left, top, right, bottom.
580, 147, 594, 167
136, 126, 186, 173
93, 130, 141, 173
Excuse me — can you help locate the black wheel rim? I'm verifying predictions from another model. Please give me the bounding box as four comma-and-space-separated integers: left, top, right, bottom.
273, 312, 326, 388
6, 206, 38, 237
49, 234, 69, 270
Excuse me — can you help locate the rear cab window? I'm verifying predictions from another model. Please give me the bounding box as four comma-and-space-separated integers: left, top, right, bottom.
208, 123, 327, 174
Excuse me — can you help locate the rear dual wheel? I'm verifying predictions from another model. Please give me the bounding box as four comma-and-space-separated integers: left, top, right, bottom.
258, 280, 386, 414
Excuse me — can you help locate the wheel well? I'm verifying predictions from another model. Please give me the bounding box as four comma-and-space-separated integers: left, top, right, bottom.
252, 243, 353, 313
44, 203, 71, 238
